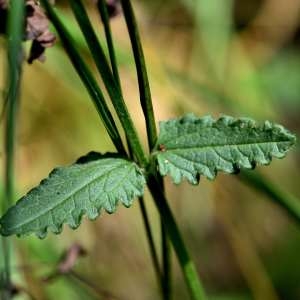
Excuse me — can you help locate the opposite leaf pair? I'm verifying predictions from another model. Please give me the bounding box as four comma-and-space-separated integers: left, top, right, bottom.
0, 114, 296, 238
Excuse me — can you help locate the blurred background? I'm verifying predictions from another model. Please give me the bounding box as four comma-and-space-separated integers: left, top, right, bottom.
1, 0, 300, 299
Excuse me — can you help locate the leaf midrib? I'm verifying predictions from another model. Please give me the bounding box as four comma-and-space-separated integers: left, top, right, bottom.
153, 139, 291, 155
3, 162, 132, 232
157, 126, 290, 148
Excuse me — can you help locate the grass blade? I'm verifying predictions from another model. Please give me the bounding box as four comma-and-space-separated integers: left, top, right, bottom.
40, 0, 126, 155
68, 0, 148, 166
96, 0, 122, 88
120, 0, 157, 151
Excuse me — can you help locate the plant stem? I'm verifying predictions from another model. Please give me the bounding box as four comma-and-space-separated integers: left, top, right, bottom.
4, 0, 24, 219
120, 0, 157, 151
40, 0, 126, 155
126, 137, 162, 285
2, 1, 25, 298
138, 198, 162, 282
68, 0, 148, 167
96, 0, 122, 88
96, 1, 162, 286
161, 221, 172, 300
148, 175, 207, 300
120, 1, 172, 298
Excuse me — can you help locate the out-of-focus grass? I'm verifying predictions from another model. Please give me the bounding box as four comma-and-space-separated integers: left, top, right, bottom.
1, 1, 300, 299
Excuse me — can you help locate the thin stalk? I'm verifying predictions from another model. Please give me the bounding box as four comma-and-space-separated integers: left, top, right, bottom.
148, 175, 207, 300
120, 1, 171, 298
120, 0, 157, 151
138, 198, 162, 282
39, 0, 126, 155
161, 221, 172, 300
96, 0, 121, 88
127, 137, 161, 284
157, 173, 172, 300
2, 1, 25, 298
96, 1, 162, 285
68, 270, 120, 300
67, 0, 148, 166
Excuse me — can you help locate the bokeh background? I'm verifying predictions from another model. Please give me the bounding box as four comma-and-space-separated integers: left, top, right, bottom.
1, 0, 300, 299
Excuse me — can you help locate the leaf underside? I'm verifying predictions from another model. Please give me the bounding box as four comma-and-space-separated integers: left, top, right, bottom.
0, 153, 146, 238
153, 114, 296, 184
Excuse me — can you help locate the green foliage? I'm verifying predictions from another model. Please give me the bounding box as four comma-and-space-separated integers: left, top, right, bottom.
0, 153, 146, 238
152, 114, 296, 184
1, 1, 298, 299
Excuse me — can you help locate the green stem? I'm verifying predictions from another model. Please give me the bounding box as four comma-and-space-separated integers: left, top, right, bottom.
120, 2, 173, 298
120, 0, 157, 151
148, 176, 207, 300
96, 0, 122, 88
68, 0, 148, 167
126, 136, 162, 285
5, 0, 24, 216
0, 238, 11, 300
96, 1, 162, 284
40, 0, 126, 155
139, 198, 162, 282
161, 220, 172, 300
2, 1, 25, 298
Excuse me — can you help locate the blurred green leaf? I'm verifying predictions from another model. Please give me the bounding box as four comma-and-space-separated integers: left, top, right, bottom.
262, 50, 300, 109
240, 171, 300, 224
181, 0, 233, 81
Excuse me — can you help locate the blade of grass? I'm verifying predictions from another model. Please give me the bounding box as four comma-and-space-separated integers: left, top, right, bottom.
240, 171, 300, 224
67, 0, 148, 167
96, 0, 122, 88
39, 0, 126, 155
120, 0, 157, 151
1, 1, 25, 299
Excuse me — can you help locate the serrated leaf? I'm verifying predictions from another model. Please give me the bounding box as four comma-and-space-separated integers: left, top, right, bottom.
0, 153, 146, 238
152, 114, 296, 184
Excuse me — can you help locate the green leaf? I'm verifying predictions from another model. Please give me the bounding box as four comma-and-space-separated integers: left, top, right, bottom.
152, 114, 296, 184
0, 153, 146, 238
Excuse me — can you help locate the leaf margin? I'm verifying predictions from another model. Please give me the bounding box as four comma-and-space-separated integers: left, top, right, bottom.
0, 152, 146, 238
152, 114, 296, 185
